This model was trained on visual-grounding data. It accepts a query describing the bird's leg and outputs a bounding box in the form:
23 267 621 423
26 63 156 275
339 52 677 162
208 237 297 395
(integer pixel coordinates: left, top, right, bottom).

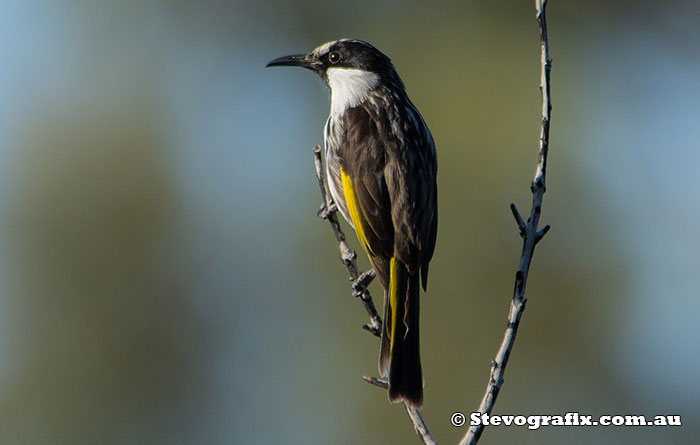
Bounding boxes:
317 199 337 220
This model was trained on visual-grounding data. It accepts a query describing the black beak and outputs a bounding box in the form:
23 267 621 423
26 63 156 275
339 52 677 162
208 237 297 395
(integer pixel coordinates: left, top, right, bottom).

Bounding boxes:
266 53 316 70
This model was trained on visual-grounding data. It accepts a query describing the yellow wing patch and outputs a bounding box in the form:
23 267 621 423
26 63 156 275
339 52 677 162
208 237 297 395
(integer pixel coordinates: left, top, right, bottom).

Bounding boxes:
342 170 400 356
340 168 369 253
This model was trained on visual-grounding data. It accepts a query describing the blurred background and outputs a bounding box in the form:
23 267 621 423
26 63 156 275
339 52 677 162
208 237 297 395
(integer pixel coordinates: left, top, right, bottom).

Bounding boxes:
0 0 698 443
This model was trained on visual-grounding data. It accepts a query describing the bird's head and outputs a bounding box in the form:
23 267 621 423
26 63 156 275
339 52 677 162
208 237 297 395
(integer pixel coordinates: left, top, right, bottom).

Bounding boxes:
266 39 403 107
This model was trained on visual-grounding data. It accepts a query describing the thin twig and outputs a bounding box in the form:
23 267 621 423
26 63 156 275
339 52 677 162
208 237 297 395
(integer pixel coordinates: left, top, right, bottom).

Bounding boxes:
362 375 388 389
359 376 437 444
461 1 552 444
314 146 436 444
407 406 438 445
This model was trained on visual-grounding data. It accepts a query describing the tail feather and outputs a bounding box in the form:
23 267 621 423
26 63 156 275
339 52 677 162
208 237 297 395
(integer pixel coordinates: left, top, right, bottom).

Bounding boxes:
379 258 423 408
379 289 392 378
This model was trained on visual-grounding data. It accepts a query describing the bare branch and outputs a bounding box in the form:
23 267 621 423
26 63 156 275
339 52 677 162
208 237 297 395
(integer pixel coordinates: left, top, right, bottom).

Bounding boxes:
461 1 553 444
406 406 438 445
362 375 389 389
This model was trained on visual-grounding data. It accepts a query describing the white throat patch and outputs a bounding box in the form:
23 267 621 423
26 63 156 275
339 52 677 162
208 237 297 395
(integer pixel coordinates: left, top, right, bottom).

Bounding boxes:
327 67 380 115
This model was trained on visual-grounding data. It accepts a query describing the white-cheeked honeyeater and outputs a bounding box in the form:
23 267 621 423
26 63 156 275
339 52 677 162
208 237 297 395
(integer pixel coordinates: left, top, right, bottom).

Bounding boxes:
267 39 437 408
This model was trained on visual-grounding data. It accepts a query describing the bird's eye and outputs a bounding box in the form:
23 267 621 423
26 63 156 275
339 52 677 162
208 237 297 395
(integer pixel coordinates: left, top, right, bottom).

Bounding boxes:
328 52 341 64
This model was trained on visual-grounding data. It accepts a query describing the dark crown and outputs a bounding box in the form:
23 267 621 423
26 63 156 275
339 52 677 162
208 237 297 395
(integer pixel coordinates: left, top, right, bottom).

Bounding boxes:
267 39 404 89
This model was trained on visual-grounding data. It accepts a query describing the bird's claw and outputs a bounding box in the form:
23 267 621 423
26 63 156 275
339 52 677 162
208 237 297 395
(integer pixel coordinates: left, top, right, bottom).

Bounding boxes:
317 202 337 219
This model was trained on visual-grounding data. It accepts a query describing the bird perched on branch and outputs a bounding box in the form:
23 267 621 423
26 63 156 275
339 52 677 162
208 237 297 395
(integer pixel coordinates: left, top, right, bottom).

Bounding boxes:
267 39 437 408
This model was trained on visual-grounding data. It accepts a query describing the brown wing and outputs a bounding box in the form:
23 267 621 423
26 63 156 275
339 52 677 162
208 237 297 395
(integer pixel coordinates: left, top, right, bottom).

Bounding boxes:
382 99 437 286
333 98 437 289
336 106 394 288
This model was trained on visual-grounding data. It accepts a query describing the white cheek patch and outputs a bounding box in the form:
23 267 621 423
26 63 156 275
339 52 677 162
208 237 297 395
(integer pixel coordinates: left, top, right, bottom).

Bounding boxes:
327 67 380 115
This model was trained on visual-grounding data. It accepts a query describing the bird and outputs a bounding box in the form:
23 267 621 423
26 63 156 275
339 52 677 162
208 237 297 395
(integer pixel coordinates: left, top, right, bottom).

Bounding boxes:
267 39 437 408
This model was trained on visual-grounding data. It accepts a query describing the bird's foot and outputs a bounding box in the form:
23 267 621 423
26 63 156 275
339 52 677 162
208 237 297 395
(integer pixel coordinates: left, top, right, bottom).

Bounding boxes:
317 202 337 219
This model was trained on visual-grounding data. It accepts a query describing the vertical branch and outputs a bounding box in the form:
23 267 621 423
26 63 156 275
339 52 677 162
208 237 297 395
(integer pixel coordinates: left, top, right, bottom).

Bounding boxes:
535 0 552 190
460 1 552 444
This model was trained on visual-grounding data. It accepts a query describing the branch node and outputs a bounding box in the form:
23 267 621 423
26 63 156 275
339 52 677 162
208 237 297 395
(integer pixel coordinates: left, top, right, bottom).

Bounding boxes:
362 323 382 337
530 176 546 193
353 269 376 290
340 245 357 265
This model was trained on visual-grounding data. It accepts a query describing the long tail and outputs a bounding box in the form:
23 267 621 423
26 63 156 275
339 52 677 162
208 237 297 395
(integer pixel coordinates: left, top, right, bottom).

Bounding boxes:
379 257 423 408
